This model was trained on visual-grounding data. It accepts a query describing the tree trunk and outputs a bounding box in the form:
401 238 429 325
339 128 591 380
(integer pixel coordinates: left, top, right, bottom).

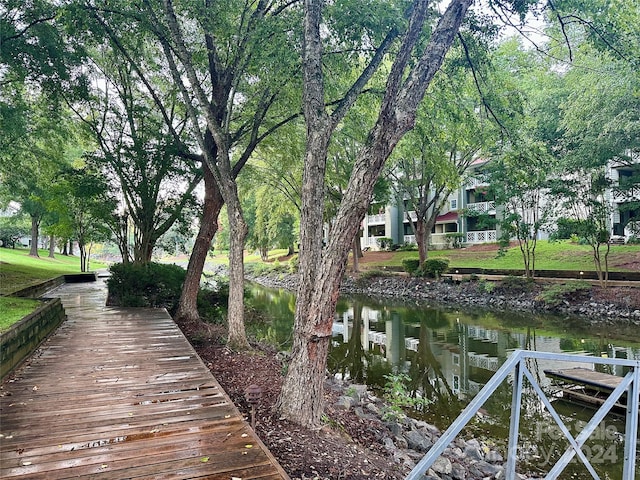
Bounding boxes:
278 0 472 427
69 239 74 256
62 240 68 256
225 189 249 350
175 166 223 323
48 234 56 258
79 241 87 272
29 216 39 257
416 218 427 265
352 238 359 272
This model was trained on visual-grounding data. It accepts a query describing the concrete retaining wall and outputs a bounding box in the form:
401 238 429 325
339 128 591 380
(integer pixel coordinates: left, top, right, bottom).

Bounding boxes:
0 298 66 380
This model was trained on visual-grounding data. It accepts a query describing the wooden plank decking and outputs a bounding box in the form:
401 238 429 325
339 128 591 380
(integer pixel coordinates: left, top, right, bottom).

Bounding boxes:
0 281 289 480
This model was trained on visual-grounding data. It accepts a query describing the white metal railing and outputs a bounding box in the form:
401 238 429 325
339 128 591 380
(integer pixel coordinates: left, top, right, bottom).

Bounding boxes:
361 236 384 248
366 213 386 224
466 230 497 243
406 350 639 480
466 201 496 213
468 353 500 372
403 234 451 246
465 177 490 189
403 235 416 244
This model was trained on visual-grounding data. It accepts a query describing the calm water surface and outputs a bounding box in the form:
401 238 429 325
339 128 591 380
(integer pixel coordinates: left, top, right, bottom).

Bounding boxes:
246 282 640 479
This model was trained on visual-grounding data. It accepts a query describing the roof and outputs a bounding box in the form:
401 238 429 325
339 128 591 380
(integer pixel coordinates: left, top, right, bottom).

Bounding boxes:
436 211 458 223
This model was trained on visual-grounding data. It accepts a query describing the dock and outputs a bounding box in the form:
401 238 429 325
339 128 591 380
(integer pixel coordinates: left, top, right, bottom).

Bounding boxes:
0 280 289 480
545 367 631 414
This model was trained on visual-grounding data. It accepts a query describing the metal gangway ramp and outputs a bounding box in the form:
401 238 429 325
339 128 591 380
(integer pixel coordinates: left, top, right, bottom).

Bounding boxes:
406 350 639 480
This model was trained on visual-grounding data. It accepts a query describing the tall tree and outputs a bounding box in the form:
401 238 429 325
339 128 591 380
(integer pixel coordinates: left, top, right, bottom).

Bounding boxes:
277 0 540 427
0 97 71 256
77 0 300 348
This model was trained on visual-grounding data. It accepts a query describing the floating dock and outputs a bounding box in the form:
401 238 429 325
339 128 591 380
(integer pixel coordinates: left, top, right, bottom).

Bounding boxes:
544 367 631 414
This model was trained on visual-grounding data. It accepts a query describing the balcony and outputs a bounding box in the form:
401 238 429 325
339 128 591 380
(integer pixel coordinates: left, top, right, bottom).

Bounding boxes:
466 201 495 214
466 230 497 244
465 177 489 190
365 213 386 224
403 233 450 246
361 236 385 248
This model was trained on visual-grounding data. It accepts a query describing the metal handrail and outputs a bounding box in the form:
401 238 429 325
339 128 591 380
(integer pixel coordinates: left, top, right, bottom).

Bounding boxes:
406 349 640 480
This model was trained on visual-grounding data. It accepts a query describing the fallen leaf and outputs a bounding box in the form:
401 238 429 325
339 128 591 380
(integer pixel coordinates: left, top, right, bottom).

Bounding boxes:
244 444 253 449
200 456 209 463
241 433 248 438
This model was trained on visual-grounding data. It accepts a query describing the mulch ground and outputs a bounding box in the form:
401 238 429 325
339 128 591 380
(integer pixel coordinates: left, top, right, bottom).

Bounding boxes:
175 318 406 480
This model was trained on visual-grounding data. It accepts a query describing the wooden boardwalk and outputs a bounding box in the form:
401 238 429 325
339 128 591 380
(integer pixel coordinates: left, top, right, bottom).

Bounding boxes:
0 281 289 480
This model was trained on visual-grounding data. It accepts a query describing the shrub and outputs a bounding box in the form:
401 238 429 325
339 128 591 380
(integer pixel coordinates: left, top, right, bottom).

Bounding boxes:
107 262 186 312
499 275 535 293
402 258 421 275
444 232 465 249
377 237 393 251
197 282 229 324
398 243 418 251
477 278 495 293
627 236 640 245
536 281 592 307
418 257 450 279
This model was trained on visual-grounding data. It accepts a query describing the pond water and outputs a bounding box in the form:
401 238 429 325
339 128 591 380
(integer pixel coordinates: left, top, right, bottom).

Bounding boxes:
245 283 640 479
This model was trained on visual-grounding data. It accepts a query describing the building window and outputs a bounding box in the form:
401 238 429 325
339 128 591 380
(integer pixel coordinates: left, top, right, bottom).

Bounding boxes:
450 199 458 210
452 353 460 366
453 374 460 392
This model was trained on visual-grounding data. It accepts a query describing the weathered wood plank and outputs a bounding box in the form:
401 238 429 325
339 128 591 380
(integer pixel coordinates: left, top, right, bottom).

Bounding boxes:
0 281 289 480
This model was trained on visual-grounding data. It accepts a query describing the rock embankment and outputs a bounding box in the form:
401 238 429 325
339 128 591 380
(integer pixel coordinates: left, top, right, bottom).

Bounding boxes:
248 272 640 325
328 379 538 480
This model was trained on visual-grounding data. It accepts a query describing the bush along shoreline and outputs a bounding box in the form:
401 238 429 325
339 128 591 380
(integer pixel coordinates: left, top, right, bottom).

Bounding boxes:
246 270 640 326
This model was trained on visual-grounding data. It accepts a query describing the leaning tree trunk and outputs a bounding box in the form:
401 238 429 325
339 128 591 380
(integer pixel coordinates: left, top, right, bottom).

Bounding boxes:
29 216 40 257
278 0 472 428
175 166 223 323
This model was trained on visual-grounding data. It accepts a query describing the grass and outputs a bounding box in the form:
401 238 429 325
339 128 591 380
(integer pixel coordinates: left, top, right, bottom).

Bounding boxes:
0 297 41 332
365 240 640 272
0 247 107 295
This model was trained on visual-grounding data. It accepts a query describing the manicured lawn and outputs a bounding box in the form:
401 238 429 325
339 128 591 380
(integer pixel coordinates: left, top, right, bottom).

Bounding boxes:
0 247 107 295
0 297 40 332
364 240 640 272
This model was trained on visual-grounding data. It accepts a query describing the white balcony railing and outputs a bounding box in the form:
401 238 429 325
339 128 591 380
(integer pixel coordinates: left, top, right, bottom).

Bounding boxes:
403 233 452 246
465 177 489 190
366 213 386 224
466 230 497 244
361 236 385 248
403 235 416 244
466 201 495 213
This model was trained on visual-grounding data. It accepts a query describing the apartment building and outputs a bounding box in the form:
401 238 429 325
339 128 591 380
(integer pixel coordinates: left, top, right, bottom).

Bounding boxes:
360 154 639 251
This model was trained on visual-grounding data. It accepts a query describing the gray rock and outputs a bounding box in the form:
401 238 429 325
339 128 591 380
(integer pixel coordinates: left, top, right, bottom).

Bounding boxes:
463 445 484 461
485 450 504 463
386 421 405 437
335 395 352 410
431 456 452 475
451 462 467 480
405 429 433 452
394 435 409 449
366 402 381 415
